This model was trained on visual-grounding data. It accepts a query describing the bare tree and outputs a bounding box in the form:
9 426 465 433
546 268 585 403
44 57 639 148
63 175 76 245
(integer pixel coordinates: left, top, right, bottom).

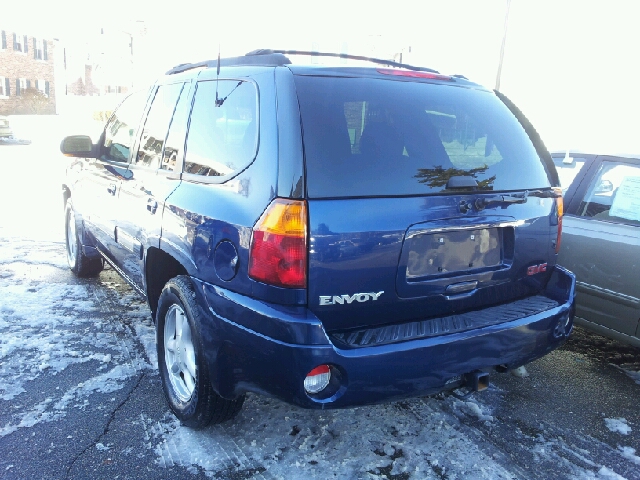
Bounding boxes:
21 88 50 114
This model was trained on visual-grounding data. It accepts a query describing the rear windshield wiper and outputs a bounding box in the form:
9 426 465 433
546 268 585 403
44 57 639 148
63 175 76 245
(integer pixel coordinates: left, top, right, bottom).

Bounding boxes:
525 189 562 198
475 189 560 210
475 191 528 209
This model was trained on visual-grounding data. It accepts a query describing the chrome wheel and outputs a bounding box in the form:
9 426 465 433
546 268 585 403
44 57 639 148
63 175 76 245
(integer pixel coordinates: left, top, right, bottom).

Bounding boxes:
163 304 197 402
66 206 77 268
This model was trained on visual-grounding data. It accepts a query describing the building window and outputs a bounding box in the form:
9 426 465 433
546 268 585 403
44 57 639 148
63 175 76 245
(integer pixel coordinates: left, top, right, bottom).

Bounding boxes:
36 79 47 96
1 31 7 50
34 38 43 60
0 77 7 97
14 33 27 53
16 78 27 96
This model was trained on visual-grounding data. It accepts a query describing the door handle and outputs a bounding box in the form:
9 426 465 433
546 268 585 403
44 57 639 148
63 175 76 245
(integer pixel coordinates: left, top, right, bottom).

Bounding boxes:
146 198 158 214
107 183 117 195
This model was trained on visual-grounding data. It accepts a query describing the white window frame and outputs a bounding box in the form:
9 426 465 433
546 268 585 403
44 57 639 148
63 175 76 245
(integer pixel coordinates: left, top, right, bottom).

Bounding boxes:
0 76 6 98
36 79 47 96
18 78 27 95
34 38 44 60
14 33 24 53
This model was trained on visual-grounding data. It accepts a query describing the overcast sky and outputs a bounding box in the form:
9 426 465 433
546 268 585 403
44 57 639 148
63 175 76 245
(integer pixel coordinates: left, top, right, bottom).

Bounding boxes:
5 0 640 152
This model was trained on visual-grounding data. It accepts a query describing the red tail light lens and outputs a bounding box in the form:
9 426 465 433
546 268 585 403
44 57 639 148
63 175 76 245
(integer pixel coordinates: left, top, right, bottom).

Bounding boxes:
554 188 563 254
248 199 307 288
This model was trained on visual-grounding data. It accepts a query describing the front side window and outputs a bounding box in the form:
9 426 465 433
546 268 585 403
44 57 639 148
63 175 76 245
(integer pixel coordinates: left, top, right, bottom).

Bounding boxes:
183 80 258 179
295 76 551 198
101 91 147 163
135 83 184 169
577 162 640 226
0 77 6 97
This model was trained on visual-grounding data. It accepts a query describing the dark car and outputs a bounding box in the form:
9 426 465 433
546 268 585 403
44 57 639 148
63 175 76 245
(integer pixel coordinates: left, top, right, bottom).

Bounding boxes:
60 50 575 428
553 151 640 347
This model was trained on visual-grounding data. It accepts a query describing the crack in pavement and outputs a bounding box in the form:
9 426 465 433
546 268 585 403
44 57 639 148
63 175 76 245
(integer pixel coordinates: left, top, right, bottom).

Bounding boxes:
64 371 146 479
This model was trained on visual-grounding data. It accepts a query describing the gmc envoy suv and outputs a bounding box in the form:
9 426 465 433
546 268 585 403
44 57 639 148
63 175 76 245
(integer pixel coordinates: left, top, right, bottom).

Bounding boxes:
60 50 576 427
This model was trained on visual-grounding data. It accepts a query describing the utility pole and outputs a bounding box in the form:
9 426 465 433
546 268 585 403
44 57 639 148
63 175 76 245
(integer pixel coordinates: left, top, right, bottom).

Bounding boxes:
495 0 512 92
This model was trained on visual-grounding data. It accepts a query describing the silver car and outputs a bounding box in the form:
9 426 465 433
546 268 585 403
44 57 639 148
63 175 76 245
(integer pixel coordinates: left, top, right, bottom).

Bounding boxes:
554 151 640 347
0 115 13 138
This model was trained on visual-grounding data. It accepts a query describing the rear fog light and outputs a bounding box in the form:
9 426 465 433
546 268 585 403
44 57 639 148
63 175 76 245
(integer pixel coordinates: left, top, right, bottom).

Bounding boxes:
304 365 331 394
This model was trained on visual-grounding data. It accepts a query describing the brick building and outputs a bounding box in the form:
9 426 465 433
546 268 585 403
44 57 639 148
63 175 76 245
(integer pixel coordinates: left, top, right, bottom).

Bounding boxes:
0 28 55 115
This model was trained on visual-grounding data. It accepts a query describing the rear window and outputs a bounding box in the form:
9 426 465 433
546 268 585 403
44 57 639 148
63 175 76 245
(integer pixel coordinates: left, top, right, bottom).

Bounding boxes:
294 76 551 198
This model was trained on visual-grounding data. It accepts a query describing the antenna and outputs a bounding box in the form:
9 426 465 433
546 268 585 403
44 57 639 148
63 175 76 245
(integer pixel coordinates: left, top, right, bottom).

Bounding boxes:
215 44 222 107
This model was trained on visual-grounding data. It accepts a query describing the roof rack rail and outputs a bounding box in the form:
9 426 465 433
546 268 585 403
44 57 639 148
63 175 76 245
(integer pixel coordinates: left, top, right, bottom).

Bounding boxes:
248 49 439 73
165 49 439 75
166 52 291 75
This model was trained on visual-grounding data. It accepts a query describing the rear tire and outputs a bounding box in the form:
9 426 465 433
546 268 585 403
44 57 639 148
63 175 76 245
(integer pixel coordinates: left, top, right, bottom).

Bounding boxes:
65 199 103 277
156 275 245 428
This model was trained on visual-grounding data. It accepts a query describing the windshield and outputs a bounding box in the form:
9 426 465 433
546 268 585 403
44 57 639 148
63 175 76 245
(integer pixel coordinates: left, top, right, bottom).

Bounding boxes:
294 76 552 198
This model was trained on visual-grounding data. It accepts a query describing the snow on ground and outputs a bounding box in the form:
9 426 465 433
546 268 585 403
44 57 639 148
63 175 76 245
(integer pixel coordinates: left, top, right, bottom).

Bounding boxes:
605 418 632 436
0 237 152 437
146 396 515 480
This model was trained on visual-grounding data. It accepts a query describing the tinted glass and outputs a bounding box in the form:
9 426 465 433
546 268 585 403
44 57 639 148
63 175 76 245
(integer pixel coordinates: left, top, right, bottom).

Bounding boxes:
184 80 257 178
135 82 184 169
578 162 640 226
161 83 192 171
294 76 551 198
102 91 147 163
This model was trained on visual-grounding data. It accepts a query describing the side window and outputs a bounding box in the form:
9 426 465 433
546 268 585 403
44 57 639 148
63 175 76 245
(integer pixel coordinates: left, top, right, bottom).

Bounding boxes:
134 83 184 169
161 83 192 172
552 155 587 193
578 162 640 226
102 91 147 163
184 80 258 179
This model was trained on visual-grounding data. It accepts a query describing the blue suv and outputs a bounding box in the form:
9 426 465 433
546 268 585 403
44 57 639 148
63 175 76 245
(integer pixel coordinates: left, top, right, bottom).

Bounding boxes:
60 50 576 427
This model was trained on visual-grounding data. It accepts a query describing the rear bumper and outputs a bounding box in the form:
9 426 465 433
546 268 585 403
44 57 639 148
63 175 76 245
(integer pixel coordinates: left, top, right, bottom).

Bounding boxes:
193 265 575 408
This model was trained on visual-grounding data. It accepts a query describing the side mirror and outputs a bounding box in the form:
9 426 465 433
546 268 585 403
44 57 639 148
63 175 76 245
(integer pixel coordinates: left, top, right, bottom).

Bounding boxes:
594 179 614 195
60 135 96 158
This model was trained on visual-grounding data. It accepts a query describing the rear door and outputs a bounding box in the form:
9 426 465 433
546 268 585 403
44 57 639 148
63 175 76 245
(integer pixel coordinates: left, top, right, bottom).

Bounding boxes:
113 81 189 289
559 157 640 336
294 73 560 333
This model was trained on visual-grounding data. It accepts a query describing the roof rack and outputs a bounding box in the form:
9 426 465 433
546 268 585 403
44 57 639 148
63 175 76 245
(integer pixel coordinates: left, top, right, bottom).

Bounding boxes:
166 49 439 75
166 52 291 75
252 49 439 73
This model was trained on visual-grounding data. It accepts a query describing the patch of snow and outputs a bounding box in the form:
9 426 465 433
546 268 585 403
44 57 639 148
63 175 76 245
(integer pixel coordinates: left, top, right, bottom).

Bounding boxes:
597 466 628 480
618 446 640 465
0 241 152 435
95 443 111 451
453 399 494 423
604 418 631 435
620 368 640 386
144 397 514 479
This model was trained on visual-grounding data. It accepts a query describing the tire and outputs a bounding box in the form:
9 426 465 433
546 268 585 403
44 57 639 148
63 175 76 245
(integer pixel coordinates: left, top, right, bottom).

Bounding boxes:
156 275 245 428
65 199 103 277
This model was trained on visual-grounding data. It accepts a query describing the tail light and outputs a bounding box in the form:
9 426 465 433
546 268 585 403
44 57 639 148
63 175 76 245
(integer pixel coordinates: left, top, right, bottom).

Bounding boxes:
248 199 307 288
554 187 563 254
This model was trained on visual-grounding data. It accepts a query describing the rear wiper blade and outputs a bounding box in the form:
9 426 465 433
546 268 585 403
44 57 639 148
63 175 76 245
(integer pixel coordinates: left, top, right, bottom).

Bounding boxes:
475 191 528 210
525 189 562 198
